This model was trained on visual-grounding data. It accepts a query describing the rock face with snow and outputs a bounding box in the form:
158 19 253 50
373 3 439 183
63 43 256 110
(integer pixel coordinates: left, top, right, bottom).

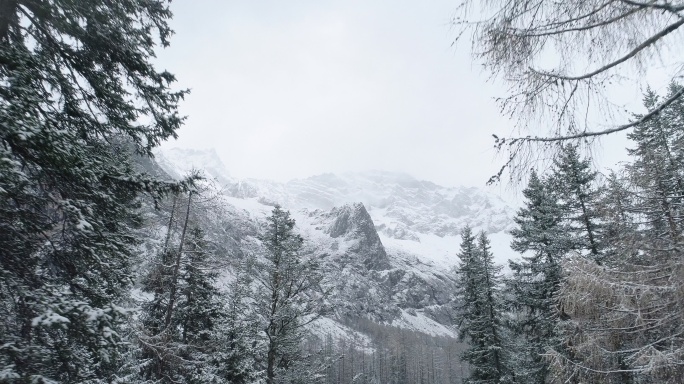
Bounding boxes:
298 203 459 332
323 203 390 270
154 147 518 337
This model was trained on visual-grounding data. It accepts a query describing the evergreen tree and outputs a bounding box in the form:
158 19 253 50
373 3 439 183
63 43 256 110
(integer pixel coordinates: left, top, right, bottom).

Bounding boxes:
455 226 513 384
598 171 639 265
547 86 684 383
626 86 684 244
0 1 186 382
507 171 567 384
176 227 225 383
212 260 259 384
255 206 326 384
550 145 604 261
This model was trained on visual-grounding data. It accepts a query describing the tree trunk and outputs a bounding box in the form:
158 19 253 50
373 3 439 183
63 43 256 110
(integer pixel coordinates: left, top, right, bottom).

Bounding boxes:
165 191 192 329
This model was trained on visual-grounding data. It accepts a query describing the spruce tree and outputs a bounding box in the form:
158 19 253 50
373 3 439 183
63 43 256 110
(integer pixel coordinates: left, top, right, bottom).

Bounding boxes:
507 171 567 384
0 1 186 382
550 145 604 261
176 227 225 383
599 171 639 265
255 206 326 384
455 226 513 384
212 265 259 384
626 86 684 244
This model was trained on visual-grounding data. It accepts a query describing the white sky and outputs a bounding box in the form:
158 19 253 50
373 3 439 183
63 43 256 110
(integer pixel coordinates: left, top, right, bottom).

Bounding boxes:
155 1 645 189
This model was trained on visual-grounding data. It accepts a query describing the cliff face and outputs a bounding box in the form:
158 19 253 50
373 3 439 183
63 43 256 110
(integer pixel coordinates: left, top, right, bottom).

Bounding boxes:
325 203 390 270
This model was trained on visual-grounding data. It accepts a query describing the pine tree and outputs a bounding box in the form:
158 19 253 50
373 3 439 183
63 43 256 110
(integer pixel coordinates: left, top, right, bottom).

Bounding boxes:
0 1 186 382
455 226 513 384
507 171 567 384
255 206 326 384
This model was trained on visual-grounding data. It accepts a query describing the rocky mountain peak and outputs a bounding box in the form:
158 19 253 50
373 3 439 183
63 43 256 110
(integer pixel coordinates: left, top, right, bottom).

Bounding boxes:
328 203 372 238
324 203 390 271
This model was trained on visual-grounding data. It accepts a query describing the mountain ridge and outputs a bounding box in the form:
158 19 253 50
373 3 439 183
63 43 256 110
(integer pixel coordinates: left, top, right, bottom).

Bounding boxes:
152 147 519 338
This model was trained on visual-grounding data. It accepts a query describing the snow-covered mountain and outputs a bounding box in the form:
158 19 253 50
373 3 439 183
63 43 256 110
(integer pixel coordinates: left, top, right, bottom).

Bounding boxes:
153 147 518 338
155 147 234 186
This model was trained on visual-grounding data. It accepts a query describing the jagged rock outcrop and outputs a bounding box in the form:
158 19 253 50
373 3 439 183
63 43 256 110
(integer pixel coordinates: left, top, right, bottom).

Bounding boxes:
325 203 390 270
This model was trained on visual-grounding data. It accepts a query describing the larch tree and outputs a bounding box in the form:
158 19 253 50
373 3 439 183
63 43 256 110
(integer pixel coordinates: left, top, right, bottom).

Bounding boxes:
0 1 187 382
138 190 195 383
456 0 684 181
136 180 238 384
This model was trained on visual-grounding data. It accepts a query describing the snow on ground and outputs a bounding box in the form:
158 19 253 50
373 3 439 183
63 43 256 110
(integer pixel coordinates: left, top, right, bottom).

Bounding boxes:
381 232 457 269
391 309 457 338
221 195 272 217
308 317 375 352
380 230 517 271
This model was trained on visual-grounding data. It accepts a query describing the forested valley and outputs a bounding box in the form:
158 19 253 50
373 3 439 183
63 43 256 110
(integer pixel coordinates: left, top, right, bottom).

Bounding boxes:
3 0 684 383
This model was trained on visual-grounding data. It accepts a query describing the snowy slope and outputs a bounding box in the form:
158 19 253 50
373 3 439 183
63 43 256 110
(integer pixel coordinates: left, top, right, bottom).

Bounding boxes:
154 147 520 338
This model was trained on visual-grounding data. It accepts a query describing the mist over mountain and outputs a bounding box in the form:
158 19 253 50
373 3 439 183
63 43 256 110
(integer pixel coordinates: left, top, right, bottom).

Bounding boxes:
153 147 518 340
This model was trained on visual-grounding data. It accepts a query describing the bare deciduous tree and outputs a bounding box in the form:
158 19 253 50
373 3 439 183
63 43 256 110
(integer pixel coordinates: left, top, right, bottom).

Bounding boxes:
456 0 684 182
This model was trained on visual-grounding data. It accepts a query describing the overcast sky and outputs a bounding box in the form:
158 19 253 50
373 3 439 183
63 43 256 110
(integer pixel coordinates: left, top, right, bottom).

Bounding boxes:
155 1 641 189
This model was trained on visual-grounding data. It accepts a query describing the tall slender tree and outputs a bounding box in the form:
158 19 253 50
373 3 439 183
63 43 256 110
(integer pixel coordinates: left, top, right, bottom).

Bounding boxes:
550 145 604 261
507 171 568 384
455 226 513 384
212 263 259 384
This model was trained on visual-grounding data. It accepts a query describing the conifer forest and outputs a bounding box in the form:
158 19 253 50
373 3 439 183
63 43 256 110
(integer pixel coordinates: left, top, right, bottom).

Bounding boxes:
2 1 684 383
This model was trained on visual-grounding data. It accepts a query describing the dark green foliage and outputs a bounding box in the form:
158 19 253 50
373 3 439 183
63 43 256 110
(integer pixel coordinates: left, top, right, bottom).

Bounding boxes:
256 206 326 384
507 171 567 383
455 227 513 384
599 171 639 265
177 228 223 346
626 85 684 244
211 267 259 384
0 1 186 381
550 145 604 261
